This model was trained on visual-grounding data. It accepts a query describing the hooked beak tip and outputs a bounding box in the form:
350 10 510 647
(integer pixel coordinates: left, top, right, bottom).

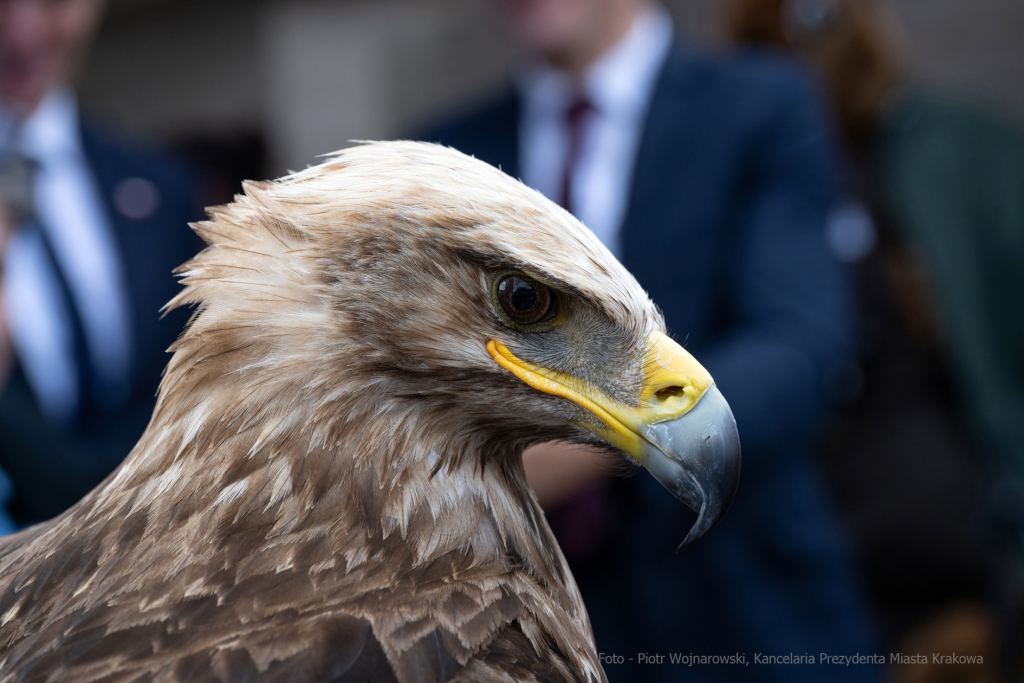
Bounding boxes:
642 385 741 550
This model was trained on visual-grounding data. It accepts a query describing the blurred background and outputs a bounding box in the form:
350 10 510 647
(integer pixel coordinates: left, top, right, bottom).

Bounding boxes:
78 0 1023 176
2 0 1022 681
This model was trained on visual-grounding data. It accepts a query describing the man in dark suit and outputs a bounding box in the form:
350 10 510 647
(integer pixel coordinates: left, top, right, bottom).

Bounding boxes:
421 1 879 680
0 0 202 526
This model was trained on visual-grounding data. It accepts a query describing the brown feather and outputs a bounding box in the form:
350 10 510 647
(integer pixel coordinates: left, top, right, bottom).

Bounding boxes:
0 142 665 682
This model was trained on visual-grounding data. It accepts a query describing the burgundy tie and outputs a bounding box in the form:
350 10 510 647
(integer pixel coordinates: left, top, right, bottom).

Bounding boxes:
559 93 594 215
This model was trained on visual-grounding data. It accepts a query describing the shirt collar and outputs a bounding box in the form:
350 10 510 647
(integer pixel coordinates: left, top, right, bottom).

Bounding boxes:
12 86 82 162
517 3 674 119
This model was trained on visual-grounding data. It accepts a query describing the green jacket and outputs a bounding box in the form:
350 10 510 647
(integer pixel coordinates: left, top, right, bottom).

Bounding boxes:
879 86 1024 482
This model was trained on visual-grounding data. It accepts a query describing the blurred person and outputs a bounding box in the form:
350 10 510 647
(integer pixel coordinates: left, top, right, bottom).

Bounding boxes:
0 0 202 527
726 0 1023 678
420 0 880 681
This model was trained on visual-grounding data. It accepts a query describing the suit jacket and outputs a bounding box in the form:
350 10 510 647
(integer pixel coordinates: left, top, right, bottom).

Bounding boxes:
422 45 879 683
0 120 204 525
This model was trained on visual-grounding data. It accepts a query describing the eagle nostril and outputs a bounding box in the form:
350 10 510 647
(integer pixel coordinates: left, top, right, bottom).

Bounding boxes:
655 385 686 400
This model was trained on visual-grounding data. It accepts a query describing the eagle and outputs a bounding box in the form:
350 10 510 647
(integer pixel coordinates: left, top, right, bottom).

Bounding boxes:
0 142 740 682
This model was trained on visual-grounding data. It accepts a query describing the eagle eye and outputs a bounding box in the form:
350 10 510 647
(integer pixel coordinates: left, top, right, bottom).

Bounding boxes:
494 273 557 328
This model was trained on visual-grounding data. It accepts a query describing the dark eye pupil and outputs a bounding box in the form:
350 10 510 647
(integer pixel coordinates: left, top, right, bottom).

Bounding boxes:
509 282 536 311
496 274 555 326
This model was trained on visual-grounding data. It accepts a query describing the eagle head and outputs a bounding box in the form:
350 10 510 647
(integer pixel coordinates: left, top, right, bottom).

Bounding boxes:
0 141 739 682
167 140 739 550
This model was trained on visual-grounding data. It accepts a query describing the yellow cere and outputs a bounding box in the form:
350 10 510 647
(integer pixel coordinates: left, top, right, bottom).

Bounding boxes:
638 330 714 420
486 332 714 460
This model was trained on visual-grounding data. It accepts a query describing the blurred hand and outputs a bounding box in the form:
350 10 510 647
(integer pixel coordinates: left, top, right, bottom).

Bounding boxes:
522 441 616 509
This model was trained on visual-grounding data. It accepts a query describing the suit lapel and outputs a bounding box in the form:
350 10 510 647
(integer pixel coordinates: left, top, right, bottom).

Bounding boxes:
620 47 707 274
77 125 140 387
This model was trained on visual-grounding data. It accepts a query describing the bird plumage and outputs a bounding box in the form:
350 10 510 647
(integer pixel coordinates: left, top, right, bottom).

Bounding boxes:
0 141 741 683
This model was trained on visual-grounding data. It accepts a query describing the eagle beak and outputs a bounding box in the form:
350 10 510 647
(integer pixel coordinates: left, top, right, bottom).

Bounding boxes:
638 384 741 549
487 331 741 550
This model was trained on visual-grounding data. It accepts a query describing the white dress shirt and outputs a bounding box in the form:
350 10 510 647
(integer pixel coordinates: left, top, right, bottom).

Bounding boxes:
2 88 133 423
517 4 673 257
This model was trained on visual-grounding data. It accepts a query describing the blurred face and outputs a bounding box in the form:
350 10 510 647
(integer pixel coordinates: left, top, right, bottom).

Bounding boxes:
497 0 647 72
0 0 105 114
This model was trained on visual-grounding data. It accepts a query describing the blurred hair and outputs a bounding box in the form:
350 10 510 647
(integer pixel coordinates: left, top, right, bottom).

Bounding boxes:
725 0 907 146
